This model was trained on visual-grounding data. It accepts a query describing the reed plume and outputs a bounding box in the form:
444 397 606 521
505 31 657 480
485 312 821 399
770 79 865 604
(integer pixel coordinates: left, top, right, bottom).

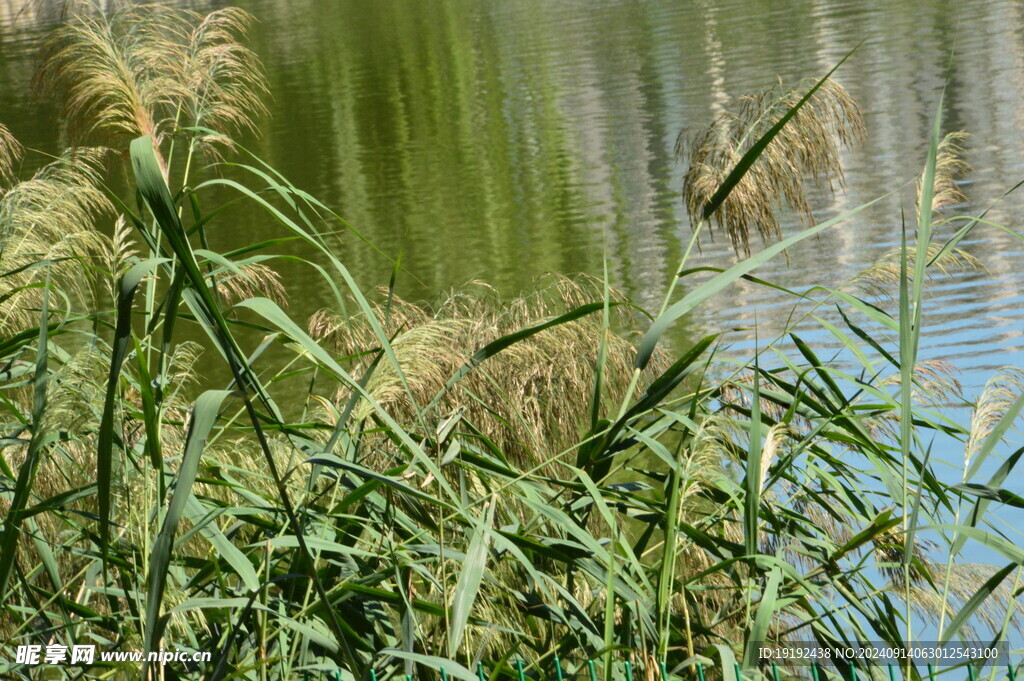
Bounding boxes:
679 78 864 255
919 131 970 216
846 131 977 302
309 274 656 467
0 124 22 183
0 146 111 334
965 368 1024 471
36 4 267 166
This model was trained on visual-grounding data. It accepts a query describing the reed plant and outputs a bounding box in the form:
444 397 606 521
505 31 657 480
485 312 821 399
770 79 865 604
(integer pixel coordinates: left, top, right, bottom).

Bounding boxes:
0 6 1022 681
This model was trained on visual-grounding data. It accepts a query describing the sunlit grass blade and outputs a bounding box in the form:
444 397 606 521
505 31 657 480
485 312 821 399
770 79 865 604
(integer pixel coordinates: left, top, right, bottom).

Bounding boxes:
142 389 233 677
743 567 781 670
635 193 886 370
96 257 168 554
448 501 494 657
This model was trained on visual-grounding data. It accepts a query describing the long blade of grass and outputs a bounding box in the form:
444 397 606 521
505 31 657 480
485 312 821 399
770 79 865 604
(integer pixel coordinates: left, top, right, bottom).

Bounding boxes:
182 495 260 592
433 301 613 411
142 389 233 676
447 501 493 657
590 257 611 429
950 483 1024 508
636 193 886 370
929 525 1024 565
380 649 477 681
938 562 1016 644
744 350 763 558
96 258 169 554
743 567 781 669
952 446 1024 556
928 179 1024 266
899 90 943 655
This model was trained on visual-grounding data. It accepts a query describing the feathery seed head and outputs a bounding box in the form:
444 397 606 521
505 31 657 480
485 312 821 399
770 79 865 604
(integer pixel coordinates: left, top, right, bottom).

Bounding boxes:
918 131 970 218
0 147 112 333
966 367 1024 470
849 242 986 301
36 4 267 162
680 78 864 256
310 274 661 467
0 124 23 184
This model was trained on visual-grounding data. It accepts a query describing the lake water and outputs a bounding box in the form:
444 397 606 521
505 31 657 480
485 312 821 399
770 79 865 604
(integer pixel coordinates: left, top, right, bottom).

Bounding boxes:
2 0 1022 397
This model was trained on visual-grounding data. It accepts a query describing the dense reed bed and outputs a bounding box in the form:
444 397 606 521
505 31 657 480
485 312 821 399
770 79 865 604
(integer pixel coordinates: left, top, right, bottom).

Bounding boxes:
0 6 1022 681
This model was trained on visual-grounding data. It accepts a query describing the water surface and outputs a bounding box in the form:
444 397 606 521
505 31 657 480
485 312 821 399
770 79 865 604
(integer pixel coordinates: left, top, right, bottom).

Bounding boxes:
1 0 1022 395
